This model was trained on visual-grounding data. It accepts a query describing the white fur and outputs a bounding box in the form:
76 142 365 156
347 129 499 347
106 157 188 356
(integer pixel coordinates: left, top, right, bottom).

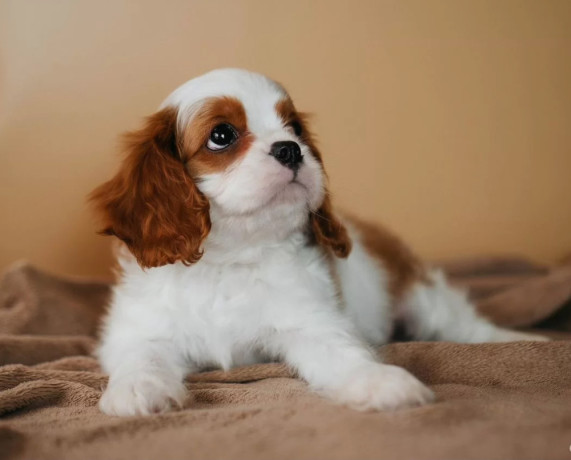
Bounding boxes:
98 69 546 417
400 270 549 343
335 222 394 346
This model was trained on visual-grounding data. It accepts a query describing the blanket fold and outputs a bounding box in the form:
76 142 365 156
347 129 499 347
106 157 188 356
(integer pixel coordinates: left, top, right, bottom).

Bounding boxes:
1 257 570 460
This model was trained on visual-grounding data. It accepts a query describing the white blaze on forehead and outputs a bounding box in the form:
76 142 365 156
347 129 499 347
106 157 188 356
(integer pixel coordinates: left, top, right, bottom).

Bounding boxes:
160 68 288 135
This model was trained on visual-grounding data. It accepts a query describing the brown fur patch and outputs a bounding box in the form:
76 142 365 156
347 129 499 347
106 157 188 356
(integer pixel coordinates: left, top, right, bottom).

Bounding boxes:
183 97 252 176
89 107 211 268
274 99 297 130
346 215 428 299
276 98 351 258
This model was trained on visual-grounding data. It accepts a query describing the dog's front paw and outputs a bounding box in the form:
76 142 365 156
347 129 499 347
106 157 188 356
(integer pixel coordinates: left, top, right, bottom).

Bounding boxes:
323 364 434 411
100 372 187 416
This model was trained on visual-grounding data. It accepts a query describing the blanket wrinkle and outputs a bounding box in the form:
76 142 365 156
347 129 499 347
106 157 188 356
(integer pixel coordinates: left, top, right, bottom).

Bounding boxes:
476 263 571 328
0 257 571 460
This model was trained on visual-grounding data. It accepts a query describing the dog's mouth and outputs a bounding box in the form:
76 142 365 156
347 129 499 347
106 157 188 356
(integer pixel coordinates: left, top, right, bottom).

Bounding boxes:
260 178 309 210
290 176 306 189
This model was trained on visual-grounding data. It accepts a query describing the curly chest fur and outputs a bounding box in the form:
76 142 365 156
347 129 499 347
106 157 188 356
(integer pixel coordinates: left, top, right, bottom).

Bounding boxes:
107 241 340 371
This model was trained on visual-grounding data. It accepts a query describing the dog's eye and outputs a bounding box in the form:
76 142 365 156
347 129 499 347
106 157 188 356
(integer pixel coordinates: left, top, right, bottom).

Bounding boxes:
206 123 238 151
288 120 303 137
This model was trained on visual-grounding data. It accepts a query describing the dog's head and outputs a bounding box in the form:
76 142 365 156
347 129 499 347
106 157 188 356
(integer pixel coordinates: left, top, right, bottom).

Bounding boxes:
90 69 351 268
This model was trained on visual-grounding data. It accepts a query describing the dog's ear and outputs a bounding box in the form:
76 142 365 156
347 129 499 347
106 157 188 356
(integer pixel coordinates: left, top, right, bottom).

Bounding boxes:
297 113 352 258
90 107 211 268
310 192 352 258
310 196 351 258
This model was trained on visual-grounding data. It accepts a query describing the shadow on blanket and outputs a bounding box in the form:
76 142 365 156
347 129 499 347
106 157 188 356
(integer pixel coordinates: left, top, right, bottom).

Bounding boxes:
1 257 570 460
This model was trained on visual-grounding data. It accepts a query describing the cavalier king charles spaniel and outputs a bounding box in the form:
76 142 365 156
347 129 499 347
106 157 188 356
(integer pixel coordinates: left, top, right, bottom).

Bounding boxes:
91 68 546 416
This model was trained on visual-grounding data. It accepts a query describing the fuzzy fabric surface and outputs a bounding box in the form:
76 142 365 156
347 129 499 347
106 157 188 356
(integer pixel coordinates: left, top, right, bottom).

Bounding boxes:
1 257 571 460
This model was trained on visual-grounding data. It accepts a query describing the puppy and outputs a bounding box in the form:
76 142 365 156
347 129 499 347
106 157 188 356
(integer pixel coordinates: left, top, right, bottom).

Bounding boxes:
91 68 546 416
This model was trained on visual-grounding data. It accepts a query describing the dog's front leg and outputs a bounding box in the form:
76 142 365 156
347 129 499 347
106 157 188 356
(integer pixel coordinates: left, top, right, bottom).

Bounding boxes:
264 315 434 411
98 338 189 416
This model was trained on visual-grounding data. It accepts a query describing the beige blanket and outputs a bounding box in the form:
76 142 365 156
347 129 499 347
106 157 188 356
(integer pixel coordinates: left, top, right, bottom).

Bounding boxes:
1 257 571 460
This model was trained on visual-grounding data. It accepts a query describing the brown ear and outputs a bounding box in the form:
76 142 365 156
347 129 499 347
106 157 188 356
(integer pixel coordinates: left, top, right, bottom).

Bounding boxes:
89 107 210 268
310 193 352 258
297 113 351 258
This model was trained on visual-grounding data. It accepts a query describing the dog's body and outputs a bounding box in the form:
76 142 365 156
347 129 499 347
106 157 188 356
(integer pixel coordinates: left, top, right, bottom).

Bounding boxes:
93 69 545 416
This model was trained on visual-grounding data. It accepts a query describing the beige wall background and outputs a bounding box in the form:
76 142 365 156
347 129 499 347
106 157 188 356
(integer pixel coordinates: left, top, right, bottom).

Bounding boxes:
1 0 570 278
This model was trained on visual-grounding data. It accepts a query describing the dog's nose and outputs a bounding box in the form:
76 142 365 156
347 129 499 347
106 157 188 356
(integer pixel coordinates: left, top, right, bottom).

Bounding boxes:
269 141 303 170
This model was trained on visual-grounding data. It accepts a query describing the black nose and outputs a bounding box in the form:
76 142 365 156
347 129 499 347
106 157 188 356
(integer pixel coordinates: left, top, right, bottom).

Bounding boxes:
269 141 303 170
